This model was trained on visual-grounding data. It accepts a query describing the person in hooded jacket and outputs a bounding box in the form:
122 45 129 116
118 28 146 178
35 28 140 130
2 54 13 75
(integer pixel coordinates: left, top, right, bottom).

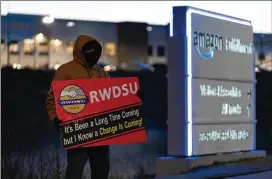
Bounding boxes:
46 35 111 179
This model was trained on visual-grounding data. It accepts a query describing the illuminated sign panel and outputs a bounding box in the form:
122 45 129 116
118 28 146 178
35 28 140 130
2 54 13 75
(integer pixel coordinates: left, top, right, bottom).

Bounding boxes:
168 6 255 157
192 123 255 155
192 79 254 123
191 13 254 81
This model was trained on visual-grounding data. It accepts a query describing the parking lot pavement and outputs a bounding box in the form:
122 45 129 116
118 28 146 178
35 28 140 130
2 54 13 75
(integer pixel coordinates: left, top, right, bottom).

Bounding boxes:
226 170 272 179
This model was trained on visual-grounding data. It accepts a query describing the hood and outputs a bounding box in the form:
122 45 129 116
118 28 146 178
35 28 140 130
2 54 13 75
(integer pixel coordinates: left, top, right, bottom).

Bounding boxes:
73 35 102 66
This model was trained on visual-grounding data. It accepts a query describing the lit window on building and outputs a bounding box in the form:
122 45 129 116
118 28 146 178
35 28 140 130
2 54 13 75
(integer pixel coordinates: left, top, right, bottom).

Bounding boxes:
35 33 47 43
51 39 63 53
1 39 5 51
255 67 260 72
105 42 116 57
157 45 165 57
257 52 272 71
8 40 20 55
147 45 153 56
38 42 49 56
66 41 74 54
23 39 35 55
264 52 272 71
266 51 272 60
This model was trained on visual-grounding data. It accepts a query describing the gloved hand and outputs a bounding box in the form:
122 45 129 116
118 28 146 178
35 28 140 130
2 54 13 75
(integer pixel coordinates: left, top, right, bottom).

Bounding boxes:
53 116 62 132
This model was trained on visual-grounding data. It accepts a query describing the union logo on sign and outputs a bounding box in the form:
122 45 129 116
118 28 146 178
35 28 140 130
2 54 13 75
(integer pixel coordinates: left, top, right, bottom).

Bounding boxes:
58 85 89 114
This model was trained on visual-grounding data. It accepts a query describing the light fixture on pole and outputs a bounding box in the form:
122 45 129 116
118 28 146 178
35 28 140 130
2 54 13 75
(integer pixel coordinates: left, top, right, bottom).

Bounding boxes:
66 21 75 27
42 16 54 25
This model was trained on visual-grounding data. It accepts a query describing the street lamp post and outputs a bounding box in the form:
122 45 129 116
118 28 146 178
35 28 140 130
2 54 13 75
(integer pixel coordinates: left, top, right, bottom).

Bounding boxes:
42 15 54 69
34 33 45 68
6 13 11 66
6 2 11 66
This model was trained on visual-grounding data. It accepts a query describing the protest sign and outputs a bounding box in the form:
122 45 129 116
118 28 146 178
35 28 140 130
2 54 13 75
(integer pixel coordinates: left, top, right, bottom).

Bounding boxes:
52 77 146 149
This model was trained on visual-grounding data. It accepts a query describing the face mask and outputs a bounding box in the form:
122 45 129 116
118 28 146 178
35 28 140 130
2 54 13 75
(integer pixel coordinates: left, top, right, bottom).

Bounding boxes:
82 40 102 67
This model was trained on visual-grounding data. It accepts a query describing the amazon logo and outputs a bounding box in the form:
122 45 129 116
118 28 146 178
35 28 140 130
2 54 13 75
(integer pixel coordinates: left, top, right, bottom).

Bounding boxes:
193 31 224 60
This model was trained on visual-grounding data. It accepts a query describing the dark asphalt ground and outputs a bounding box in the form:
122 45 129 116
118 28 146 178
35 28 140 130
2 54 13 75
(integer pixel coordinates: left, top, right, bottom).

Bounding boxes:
155 156 272 179
226 170 272 179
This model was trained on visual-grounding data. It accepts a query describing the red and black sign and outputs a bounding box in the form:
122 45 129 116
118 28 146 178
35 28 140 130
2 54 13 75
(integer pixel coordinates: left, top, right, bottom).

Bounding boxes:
52 77 146 149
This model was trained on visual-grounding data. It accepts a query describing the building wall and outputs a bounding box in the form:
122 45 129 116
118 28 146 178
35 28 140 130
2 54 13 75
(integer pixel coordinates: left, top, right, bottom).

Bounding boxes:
147 25 169 64
2 13 269 70
1 14 40 67
1 14 119 68
1 14 38 41
254 33 272 71
49 19 118 66
254 33 272 54
1 13 172 69
117 22 148 65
